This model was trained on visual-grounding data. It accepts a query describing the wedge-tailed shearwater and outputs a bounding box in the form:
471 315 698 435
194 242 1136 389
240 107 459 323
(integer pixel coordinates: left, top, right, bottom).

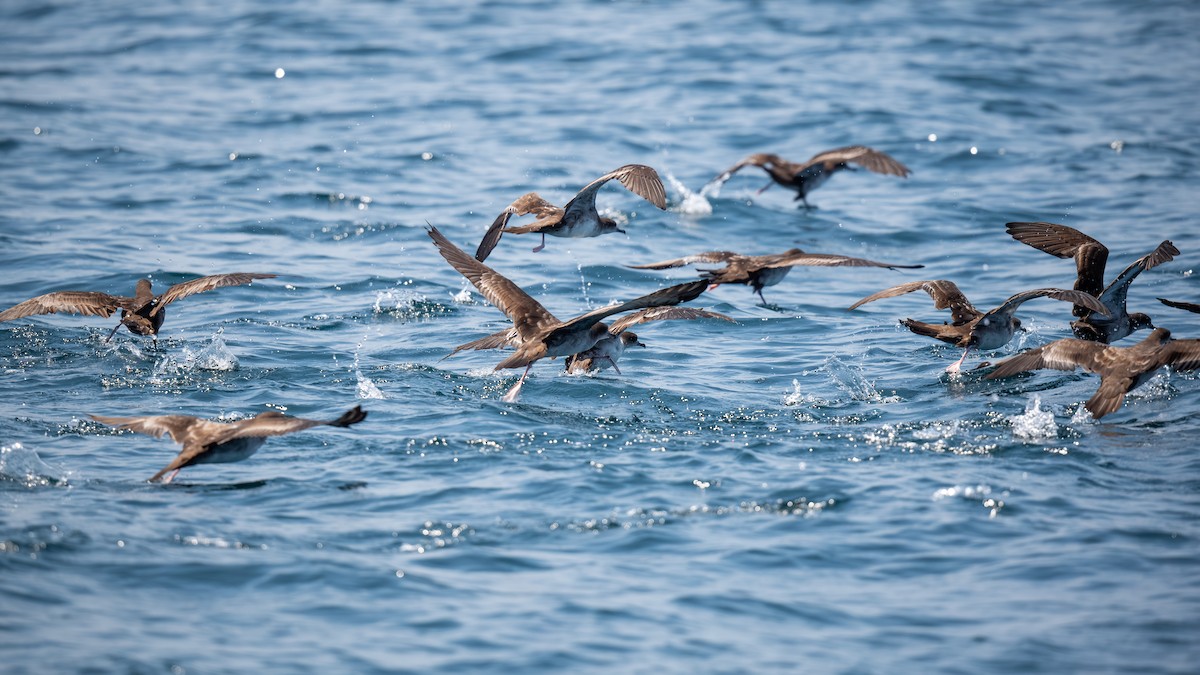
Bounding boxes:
707 146 910 209
1006 221 1177 343
985 328 1200 419
475 164 667 262
0 273 276 341
444 306 734 374
430 226 708 401
848 280 1111 372
628 249 923 304
91 405 367 483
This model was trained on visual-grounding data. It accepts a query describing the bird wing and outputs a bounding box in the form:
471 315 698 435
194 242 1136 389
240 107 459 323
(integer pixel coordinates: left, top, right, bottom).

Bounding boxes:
848 280 981 324
989 288 1111 321
549 281 709 343
607 306 735 334
986 338 1109 379
148 443 212 482
1098 240 1178 310
1161 339 1200 372
801 146 911 177
626 251 740 270
763 251 923 270
428 226 559 342
1085 378 1136 419
474 193 563 262
151 273 276 316
211 406 367 444
89 413 204 444
1157 297 1200 314
562 164 667 220
0 291 133 322
443 327 522 359
1005 222 1108 303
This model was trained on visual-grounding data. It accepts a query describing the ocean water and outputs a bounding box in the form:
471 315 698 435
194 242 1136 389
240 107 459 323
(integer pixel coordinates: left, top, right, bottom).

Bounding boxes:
2 0 1199 672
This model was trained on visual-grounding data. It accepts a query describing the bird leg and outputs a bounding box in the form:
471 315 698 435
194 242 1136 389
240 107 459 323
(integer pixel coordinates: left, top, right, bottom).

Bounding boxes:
105 322 122 343
945 346 972 374
162 469 181 484
531 233 546 253
501 364 533 403
606 357 622 375
756 181 773 194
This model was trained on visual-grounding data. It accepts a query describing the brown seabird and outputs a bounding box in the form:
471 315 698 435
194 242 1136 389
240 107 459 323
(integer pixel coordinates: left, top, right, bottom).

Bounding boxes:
429 226 708 401
91 405 367 483
707 146 910 209
848 280 1111 372
1006 221 1177 343
0 273 276 341
444 306 734 375
628 248 923 304
985 328 1200 419
475 164 667 262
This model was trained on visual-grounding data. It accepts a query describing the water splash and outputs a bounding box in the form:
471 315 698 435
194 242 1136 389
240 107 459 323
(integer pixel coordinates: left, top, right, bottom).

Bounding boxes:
0 443 68 488
183 329 239 371
664 171 714 216
1010 394 1058 440
147 330 238 384
820 356 901 404
783 379 829 407
351 334 386 400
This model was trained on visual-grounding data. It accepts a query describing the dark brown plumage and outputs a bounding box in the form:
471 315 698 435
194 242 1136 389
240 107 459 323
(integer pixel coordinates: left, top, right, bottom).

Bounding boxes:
430 226 708 401
849 280 1111 371
629 248 923 304
444 306 733 374
1157 298 1200 314
91 405 367 483
1006 221 1177 343
708 146 910 209
475 164 667 262
0 273 276 340
986 328 1200 419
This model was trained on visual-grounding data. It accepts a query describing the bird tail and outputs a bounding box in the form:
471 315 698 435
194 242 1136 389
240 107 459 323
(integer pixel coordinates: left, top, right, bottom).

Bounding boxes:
329 406 368 428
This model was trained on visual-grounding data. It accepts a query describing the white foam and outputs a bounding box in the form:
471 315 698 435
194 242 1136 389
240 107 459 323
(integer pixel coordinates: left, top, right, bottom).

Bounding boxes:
664 172 713 216
356 369 386 399
1010 394 1057 440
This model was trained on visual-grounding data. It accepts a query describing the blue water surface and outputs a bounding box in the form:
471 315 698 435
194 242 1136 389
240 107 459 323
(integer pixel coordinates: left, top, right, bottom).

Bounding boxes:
2 1 1199 672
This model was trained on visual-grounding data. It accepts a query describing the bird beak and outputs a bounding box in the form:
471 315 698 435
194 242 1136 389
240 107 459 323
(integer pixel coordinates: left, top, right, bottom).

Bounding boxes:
636 340 647 348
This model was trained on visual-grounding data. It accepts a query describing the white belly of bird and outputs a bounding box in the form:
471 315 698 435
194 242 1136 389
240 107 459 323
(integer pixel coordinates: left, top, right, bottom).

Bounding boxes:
554 212 603 238
756 267 791 287
573 336 624 372
194 437 269 466
971 318 1017 350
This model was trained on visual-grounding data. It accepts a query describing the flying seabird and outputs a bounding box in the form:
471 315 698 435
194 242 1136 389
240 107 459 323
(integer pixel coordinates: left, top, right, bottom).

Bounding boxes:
91 405 367 483
475 164 667 262
444 306 735 374
706 146 910 209
0 273 276 341
1006 221 1177 343
985 328 1200 419
628 248 923 304
849 280 1111 372
429 226 708 401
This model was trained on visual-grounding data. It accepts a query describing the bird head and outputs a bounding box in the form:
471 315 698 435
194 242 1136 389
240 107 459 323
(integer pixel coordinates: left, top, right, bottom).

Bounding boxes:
620 332 646 349
1129 312 1155 332
599 217 625 235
